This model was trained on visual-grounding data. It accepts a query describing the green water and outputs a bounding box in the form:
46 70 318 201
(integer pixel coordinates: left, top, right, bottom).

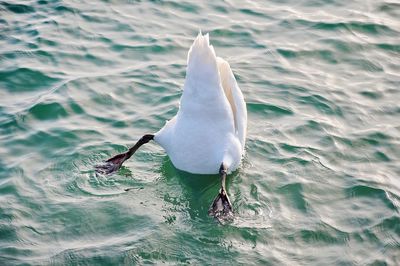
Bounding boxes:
1 0 399 265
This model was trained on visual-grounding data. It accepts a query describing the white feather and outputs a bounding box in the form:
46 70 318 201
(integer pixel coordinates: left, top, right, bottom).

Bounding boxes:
154 33 247 174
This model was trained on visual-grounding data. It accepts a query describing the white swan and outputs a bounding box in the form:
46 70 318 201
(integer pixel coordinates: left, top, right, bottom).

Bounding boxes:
96 32 247 220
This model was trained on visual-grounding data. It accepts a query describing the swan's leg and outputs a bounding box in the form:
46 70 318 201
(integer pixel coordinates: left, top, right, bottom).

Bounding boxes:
95 134 154 175
208 163 233 221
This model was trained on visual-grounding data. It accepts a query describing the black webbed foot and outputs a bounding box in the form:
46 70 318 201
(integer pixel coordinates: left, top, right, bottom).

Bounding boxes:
95 134 154 175
209 188 233 223
95 153 127 174
208 163 234 223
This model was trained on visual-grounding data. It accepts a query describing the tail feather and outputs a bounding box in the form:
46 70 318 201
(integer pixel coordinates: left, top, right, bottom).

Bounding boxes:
187 32 217 68
183 32 222 98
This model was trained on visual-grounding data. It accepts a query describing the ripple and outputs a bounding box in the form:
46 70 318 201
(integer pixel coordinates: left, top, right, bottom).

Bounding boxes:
0 2 35 14
296 227 348 245
309 20 398 35
278 182 309 212
345 185 397 211
297 94 343 116
378 2 400 18
375 43 400 54
28 101 68 121
277 48 337 64
53 3 76 14
248 102 294 117
110 43 177 54
360 90 383 99
356 131 393 147
0 68 59 92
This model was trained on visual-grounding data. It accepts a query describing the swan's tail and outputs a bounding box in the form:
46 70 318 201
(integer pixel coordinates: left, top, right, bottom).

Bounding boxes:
186 31 217 67
184 32 221 94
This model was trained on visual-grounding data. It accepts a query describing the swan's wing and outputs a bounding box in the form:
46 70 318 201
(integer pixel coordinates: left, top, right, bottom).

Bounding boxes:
217 57 247 150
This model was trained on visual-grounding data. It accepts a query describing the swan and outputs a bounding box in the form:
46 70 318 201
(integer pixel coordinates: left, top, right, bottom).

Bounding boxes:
96 32 247 221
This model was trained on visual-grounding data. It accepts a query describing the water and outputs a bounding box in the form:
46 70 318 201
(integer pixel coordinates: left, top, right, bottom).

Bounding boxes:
1 0 399 264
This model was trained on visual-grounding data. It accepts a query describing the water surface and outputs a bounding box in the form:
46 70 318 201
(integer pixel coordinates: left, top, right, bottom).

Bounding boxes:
1 0 399 265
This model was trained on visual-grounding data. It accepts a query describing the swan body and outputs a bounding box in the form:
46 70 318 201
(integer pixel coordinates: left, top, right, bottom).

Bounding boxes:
154 33 247 174
97 32 247 221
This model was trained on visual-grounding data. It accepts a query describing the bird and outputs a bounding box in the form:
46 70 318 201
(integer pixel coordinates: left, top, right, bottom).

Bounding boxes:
96 32 247 221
